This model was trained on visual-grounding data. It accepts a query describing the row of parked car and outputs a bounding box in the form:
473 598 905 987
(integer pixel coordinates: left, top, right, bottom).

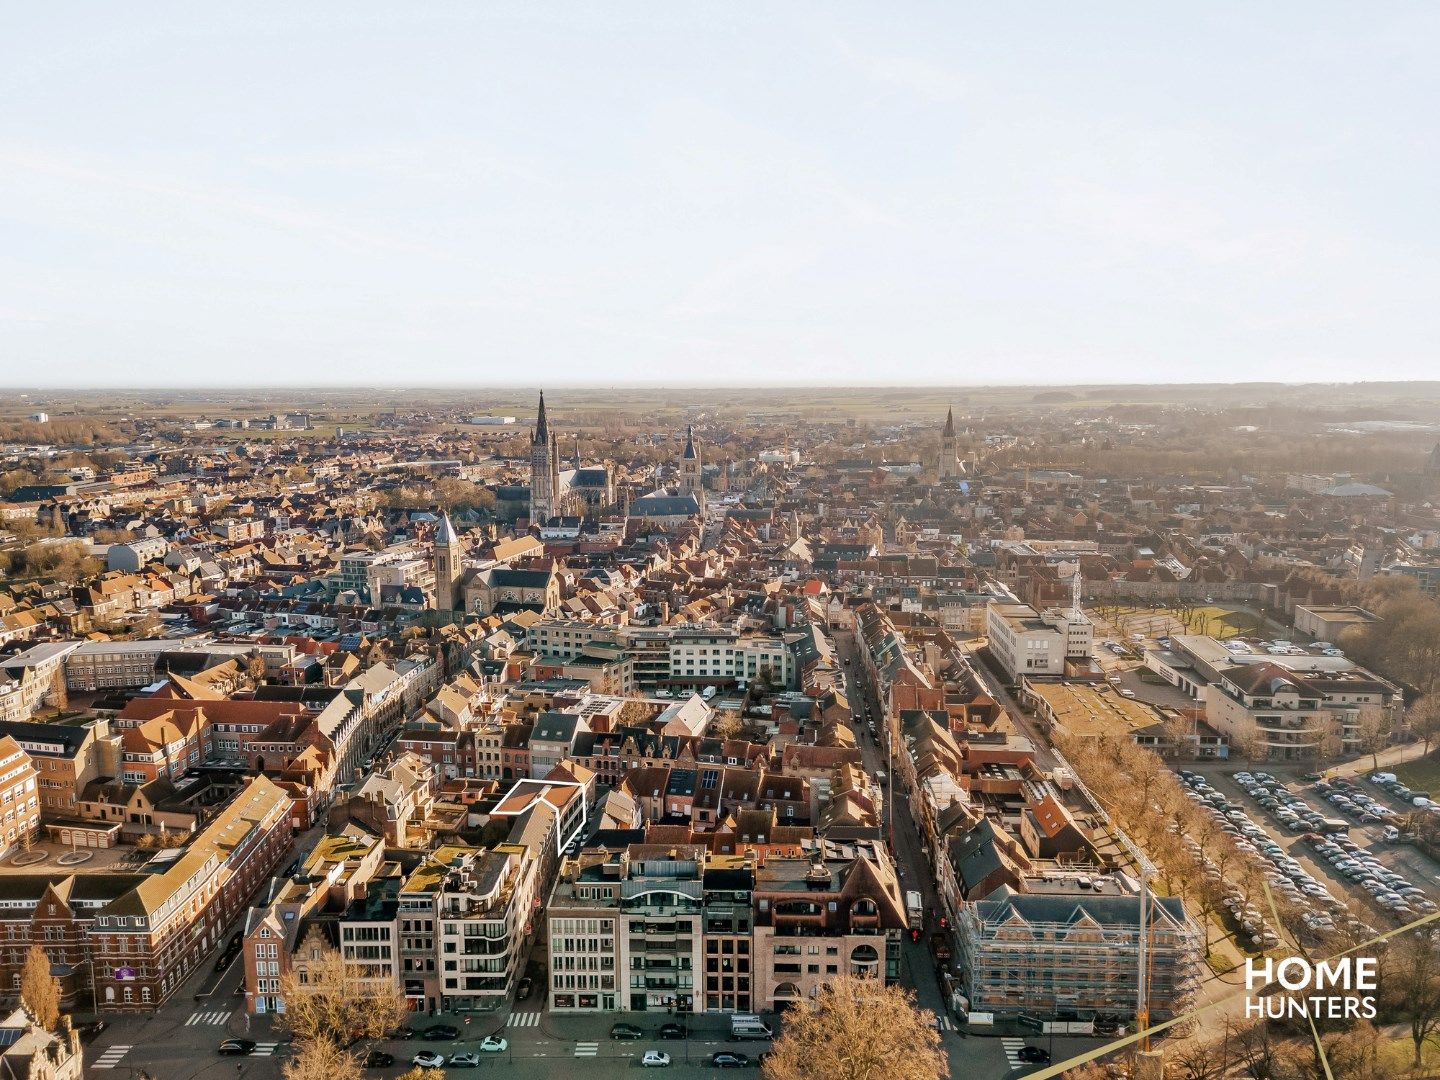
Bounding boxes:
1177 771 1291 949
1368 771 1436 811
1316 775 1404 824
1301 830 1435 919
1231 771 1345 835
1236 770 1438 923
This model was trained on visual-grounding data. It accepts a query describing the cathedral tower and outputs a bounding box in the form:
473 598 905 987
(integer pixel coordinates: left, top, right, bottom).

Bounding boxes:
937 406 963 480
530 392 560 522
678 424 703 506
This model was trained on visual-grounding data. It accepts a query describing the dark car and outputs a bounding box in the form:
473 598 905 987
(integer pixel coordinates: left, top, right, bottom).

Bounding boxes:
658 1023 689 1040
610 1023 645 1040
218 1039 257 1056
387 1026 417 1040
422 1025 462 1041
1017 1046 1051 1064
711 1051 750 1068
363 1050 395 1068
77 1020 108 1043
516 977 533 1001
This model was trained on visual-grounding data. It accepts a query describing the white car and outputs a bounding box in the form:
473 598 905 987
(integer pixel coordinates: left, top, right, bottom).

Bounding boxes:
642 1050 673 1068
412 1051 446 1068
479 1036 508 1053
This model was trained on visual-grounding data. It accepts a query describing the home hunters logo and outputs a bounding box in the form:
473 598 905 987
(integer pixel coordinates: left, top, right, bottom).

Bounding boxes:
1244 956 1377 1020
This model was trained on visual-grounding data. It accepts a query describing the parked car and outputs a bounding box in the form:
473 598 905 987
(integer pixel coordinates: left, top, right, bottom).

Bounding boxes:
218 1040 257 1057
611 1023 645 1040
658 1023 689 1040
516 976 533 1000
448 1052 481 1068
422 1025 461 1041
1018 1046 1052 1064
479 1036 507 1053
411 1051 446 1068
642 1051 673 1068
387 1027 417 1040
712 1052 751 1068
363 1051 395 1068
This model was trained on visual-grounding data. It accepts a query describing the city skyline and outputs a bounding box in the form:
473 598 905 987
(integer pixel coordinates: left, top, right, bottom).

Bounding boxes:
4 4 1440 387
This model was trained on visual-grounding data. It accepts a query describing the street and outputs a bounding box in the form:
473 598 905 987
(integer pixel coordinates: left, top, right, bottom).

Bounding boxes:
77 636 1086 1080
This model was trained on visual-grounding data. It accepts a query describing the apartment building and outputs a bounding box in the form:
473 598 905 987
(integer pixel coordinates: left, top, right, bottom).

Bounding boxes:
0 719 117 815
526 620 800 691
548 846 720 1014
750 840 905 1010
700 859 754 1013
0 641 80 723
0 776 295 1012
434 845 538 1011
0 737 40 857
957 872 1201 1021
1148 636 1400 761
985 602 1093 682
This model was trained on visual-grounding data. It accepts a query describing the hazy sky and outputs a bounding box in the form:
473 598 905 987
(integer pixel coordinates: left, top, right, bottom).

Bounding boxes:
2 3 1438 387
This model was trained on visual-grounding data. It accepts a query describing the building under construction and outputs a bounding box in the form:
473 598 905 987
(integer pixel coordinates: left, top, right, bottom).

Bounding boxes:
955 870 1202 1021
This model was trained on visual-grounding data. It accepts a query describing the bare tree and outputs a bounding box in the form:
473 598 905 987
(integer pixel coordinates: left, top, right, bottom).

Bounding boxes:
1410 695 1440 756
1384 932 1440 1068
760 975 946 1080
19 944 58 1031
278 945 409 1045
1354 708 1396 771
281 1036 362 1080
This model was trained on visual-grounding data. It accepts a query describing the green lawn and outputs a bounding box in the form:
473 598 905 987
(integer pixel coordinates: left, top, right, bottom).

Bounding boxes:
1106 604 1264 640
1394 752 1440 795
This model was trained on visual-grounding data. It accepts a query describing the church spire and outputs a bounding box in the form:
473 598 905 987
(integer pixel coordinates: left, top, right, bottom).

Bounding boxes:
943 406 955 438
682 424 697 460
533 391 550 445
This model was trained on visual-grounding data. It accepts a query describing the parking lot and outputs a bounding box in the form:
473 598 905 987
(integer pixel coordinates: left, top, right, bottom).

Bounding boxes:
1181 765 1440 951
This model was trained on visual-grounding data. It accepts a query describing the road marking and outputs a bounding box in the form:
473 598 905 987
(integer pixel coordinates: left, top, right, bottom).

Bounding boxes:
92 1045 132 1069
252 1043 279 1056
185 1009 233 1025
507 1011 541 1027
575 1041 599 1057
1001 1036 1026 1067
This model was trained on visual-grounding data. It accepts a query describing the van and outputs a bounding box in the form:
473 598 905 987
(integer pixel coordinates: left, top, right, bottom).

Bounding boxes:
729 1015 772 1041
1382 825 1401 842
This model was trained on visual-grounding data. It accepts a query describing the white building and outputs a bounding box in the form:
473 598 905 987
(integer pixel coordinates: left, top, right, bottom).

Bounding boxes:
985 602 1093 681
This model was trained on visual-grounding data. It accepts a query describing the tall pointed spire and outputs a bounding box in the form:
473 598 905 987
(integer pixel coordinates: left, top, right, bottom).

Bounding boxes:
943 406 955 438
682 424 697 460
436 511 458 546
533 391 549 445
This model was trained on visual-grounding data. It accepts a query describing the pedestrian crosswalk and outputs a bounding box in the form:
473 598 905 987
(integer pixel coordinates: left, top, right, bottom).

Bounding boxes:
575 1041 599 1057
185 1009 232 1026
507 1011 541 1027
1001 1037 1027 1068
252 1043 279 1057
938 1014 956 1031
92 1045 132 1070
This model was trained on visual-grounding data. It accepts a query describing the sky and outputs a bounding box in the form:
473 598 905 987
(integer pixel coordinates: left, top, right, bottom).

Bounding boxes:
1 3 1438 388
